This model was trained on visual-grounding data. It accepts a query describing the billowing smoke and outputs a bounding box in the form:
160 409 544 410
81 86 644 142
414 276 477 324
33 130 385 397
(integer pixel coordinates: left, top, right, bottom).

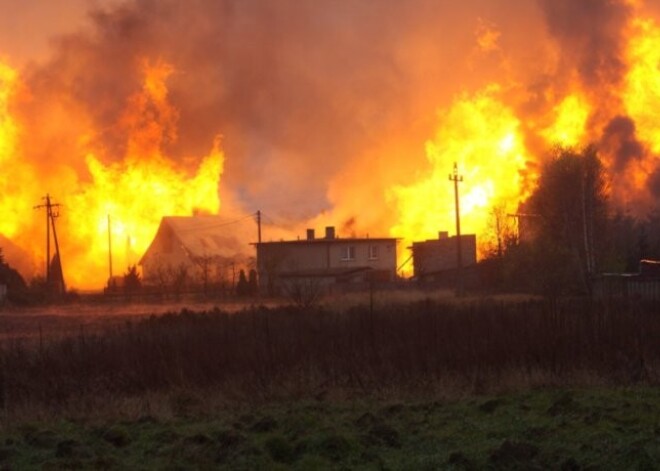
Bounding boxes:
16 0 551 219
20 0 423 216
647 166 660 199
537 0 631 92
534 0 659 212
600 116 645 172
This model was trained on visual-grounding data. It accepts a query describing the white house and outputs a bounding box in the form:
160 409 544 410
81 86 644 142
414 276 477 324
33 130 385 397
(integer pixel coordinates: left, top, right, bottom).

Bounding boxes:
255 226 399 295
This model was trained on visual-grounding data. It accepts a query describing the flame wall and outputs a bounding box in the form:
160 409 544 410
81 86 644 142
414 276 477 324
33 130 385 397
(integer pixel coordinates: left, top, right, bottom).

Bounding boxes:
1 0 660 287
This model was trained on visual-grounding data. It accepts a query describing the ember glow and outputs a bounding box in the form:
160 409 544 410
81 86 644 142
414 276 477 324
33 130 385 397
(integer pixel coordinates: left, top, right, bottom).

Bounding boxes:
1 0 660 288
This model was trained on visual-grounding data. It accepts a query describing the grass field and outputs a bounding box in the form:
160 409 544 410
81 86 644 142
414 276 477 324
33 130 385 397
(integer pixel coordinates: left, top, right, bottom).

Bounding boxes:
0 387 659 469
0 293 658 468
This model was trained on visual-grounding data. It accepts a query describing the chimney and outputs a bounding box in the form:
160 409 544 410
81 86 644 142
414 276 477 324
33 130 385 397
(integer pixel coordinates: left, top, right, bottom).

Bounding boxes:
438 231 449 239
325 226 336 239
306 229 315 240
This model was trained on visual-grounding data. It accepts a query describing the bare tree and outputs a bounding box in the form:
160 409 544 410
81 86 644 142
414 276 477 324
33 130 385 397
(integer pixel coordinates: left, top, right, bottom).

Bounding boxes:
171 264 189 299
284 278 324 309
194 254 213 295
154 263 173 298
483 203 518 258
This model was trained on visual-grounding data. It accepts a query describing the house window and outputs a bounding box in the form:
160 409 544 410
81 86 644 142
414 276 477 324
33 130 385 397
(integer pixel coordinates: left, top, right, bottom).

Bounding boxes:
369 245 379 260
340 246 356 261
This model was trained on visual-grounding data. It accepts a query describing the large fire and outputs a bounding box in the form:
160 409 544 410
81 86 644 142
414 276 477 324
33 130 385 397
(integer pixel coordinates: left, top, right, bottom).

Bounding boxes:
1 1 660 288
387 2 660 263
388 87 533 248
0 59 222 289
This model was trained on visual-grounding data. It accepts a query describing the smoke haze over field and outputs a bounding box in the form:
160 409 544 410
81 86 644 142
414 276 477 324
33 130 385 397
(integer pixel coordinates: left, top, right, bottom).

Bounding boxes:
1 0 660 287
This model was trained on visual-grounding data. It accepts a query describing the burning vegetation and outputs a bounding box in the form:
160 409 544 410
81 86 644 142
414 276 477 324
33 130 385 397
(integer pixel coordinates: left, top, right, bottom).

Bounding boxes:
1 0 660 290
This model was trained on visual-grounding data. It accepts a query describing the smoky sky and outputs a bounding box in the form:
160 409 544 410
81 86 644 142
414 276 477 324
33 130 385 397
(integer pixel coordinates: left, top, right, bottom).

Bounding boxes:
600 116 645 172
20 0 428 216
8 0 659 222
647 166 660 199
537 0 632 90
12 0 550 219
534 0 660 211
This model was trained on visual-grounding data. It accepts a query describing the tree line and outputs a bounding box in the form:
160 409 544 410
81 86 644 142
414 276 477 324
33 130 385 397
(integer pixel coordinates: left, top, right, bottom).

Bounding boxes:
481 145 660 297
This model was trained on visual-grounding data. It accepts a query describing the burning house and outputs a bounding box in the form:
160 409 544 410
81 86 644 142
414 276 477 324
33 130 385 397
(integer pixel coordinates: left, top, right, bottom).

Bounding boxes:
410 231 477 282
255 226 398 296
139 216 250 290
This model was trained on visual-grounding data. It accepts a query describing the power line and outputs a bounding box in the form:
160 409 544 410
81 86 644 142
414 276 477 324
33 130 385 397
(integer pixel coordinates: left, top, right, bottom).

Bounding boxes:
258 211 291 230
171 214 256 233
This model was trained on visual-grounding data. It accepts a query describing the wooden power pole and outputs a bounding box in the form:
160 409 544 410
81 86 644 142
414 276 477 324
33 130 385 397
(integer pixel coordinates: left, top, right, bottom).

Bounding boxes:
449 163 464 296
34 194 65 294
256 210 262 244
108 214 113 282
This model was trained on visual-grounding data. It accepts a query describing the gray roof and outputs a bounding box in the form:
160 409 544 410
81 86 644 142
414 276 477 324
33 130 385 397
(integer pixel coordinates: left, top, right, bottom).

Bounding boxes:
141 215 251 263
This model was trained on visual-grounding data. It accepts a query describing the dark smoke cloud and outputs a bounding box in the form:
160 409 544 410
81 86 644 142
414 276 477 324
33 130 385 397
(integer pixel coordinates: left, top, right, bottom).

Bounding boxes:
537 0 632 90
600 116 645 172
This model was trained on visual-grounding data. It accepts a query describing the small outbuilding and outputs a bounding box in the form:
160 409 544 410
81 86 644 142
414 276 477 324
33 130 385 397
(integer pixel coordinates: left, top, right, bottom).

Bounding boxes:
410 231 477 282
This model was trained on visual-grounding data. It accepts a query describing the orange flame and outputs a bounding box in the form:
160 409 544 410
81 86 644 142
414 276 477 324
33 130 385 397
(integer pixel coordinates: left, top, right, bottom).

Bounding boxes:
0 62 38 242
1 59 223 289
624 18 660 153
540 94 590 148
387 4 660 267
388 86 534 267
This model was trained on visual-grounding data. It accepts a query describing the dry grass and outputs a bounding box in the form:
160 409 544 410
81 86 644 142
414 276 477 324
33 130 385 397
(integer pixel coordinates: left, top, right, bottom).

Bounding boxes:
321 287 539 312
0 296 658 422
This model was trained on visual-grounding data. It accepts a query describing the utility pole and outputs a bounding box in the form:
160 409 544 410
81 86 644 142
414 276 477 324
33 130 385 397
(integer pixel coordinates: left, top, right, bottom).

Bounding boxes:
256 210 262 244
449 163 464 296
107 214 113 282
45 198 51 282
581 174 595 293
34 194 65 294
50 202 65 293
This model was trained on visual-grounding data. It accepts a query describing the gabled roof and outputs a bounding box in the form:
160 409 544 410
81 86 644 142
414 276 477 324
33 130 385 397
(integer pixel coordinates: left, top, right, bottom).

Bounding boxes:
140 215 250 264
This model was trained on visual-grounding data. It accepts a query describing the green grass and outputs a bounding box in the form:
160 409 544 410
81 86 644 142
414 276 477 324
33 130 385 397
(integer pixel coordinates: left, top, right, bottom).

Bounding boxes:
1 298 658 468
1 387 660 469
